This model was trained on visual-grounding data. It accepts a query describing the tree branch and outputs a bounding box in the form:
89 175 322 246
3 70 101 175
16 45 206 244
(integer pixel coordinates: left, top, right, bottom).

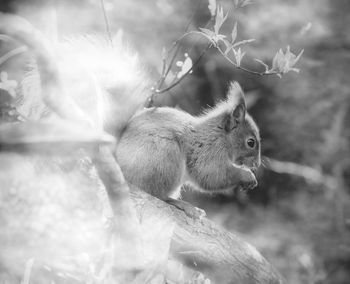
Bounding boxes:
130 188 285 284
264 156 338 189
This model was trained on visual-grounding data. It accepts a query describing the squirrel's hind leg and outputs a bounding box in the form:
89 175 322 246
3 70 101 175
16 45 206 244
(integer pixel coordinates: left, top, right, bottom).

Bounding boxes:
116 134 184 200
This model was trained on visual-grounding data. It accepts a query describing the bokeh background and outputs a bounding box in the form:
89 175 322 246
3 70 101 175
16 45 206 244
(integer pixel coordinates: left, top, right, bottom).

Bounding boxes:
1 0 350 283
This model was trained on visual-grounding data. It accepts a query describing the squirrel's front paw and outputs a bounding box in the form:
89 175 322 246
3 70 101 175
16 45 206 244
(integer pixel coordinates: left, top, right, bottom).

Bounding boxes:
189 206 206 219
166 198 206 219
181 205 206 219
239 169 258 191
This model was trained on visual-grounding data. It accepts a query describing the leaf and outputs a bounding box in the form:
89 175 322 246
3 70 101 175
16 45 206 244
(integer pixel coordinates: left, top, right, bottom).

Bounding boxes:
160 47 167 74
231 22 237 44
271 46 304 75
199 27 226 46
272 48 284 71
222 39 232 55
199 28 216 38
222 38 231 48
214 6 228 35
177 56 193 79
240 0 254 7
233 48 245 66
182 56 193 73
300 22 312 35
215 34 226 42
220 22 237 55
176 61 183 67
208 0 217 17
233 38 255 47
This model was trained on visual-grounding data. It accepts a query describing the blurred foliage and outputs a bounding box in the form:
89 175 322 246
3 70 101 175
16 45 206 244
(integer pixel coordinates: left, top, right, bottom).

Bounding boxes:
1 0 350 283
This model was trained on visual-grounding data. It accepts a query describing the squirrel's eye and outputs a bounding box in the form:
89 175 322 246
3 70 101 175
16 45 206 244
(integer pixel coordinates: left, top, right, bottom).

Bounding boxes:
246 138 255 149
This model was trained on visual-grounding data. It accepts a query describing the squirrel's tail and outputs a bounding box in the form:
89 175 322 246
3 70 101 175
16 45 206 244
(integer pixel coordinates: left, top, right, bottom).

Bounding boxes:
59 32 151 138
0 12 91 125
0 13 151 136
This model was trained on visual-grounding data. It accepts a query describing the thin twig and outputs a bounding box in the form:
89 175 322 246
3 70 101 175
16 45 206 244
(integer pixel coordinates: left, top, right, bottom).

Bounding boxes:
171 30 279 82
156 0 204 92
156 44 180 91
185 0 203 32
189 30 279 76
156 43 212 94
155 0 220 96
100 0 113 46
216 46 277 76
152 1 277 97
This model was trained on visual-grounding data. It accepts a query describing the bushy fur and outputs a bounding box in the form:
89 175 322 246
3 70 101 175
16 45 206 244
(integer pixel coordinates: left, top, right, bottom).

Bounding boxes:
0 13 90 125
58 32 150 134
0 13 150 134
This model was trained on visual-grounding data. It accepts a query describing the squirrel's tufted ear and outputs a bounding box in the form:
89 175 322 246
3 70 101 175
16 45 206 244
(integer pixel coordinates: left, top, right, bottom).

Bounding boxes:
224 82 246 131
227 82 246 110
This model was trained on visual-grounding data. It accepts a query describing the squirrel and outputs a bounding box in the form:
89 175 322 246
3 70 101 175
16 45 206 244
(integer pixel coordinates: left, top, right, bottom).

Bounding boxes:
0 13 260 217
116 82 260 216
